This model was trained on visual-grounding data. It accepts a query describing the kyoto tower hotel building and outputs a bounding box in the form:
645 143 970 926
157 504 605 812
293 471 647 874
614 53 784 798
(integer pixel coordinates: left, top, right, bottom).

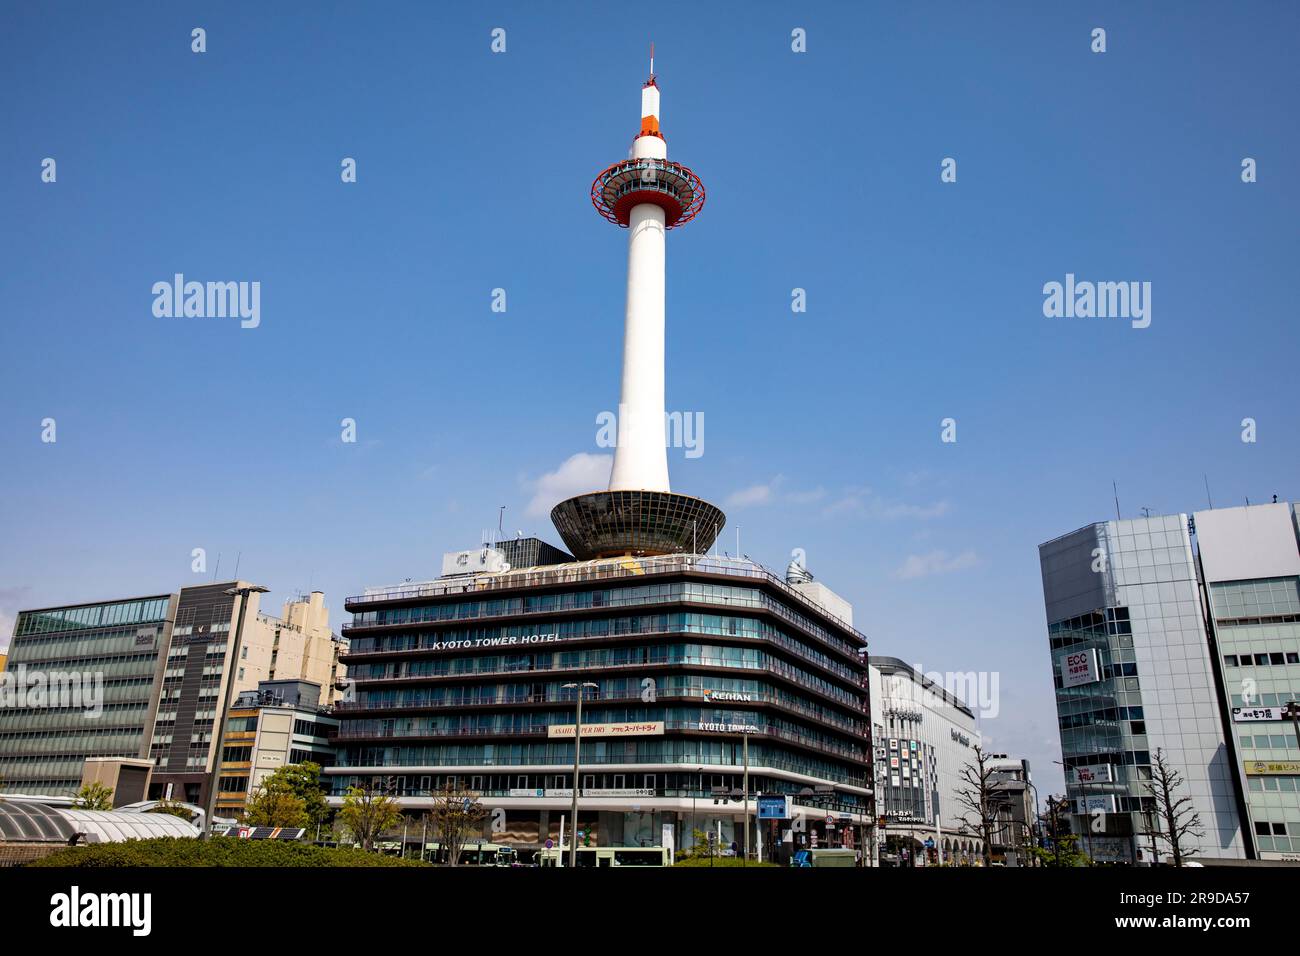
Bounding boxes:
329 62 872 859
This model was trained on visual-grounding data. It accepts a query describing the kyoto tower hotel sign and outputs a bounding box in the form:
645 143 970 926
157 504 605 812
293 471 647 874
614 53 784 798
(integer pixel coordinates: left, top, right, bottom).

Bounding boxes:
551 56 725 559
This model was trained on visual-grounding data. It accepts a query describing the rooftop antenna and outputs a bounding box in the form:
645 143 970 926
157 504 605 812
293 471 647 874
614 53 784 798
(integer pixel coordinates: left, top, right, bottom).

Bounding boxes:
1203 474 1214 509
649 41 655 80
498 505 506 538
1112 481 1121 521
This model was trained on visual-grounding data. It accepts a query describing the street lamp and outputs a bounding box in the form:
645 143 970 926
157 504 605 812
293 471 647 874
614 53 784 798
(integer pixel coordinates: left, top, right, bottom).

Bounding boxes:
204 583 269 838
561 681 598 868
691 765 703 853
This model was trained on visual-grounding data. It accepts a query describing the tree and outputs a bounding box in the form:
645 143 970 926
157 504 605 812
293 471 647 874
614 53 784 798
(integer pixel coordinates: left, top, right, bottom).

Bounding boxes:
276 762 330 831
74 782 114 811
339 784 402 852
147 799 194 820
243 780 309 829
685 828 721 862
428 784 489 866
1143 748 1204 867
1029 794 1090 867
244 762 328 833
953 746 1000 866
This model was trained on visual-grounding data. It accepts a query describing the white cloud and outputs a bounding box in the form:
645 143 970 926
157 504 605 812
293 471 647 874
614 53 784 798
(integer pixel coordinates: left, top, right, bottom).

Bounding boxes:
892 549 980 580
725 476 783 508
724 477 829 509
825 487 950 520
525 453 612 517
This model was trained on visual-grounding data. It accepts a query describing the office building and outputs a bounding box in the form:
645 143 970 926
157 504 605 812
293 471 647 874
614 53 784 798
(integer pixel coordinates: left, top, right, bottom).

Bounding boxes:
213 679 338 820
1193 501 1300 862
987 756 1035 865
0 581 340 809
1040 513 1243 862
0 593 175 795
868 656 983 865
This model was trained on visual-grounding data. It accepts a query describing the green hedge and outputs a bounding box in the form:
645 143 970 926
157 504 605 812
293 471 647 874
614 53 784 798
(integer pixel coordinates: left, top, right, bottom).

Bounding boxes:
673 857 781 867
28 837 428 868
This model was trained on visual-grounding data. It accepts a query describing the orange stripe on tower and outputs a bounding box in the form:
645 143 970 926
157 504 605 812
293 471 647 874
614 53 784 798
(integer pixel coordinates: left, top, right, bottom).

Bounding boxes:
640 115 660 135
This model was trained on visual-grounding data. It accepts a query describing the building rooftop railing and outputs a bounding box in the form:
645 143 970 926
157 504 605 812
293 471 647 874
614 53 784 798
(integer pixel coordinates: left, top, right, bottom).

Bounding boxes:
346 554 868 648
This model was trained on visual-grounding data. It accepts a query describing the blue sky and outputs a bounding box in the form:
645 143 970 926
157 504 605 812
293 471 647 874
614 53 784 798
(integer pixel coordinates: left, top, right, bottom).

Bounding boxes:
2 1 1297 798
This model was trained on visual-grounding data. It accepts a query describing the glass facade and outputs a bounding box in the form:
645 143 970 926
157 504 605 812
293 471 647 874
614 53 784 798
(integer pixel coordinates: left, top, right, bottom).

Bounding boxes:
0 595 173 794
329 558 872 851
1040 514 1244 863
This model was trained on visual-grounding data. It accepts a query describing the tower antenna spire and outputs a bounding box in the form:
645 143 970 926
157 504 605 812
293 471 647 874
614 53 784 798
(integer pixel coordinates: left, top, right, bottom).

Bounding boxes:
649 41 655 82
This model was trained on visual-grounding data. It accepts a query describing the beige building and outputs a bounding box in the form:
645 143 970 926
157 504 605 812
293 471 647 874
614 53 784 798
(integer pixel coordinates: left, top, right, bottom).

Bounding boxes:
150 585 343 807
242 592 346 706
213 680 338 822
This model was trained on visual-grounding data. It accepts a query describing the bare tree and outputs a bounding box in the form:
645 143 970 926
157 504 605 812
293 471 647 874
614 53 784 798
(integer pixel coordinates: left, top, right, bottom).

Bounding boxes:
429 783 490 866
1143 748 1204 867
954 746 999 866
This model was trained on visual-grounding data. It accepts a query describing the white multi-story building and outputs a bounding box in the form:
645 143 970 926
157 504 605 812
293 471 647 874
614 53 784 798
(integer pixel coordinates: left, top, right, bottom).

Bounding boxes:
1194 501 1300 862
868 656 984 865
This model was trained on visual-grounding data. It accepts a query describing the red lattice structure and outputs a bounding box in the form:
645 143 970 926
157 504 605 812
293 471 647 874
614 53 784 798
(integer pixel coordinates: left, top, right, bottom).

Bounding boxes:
590 158 706 229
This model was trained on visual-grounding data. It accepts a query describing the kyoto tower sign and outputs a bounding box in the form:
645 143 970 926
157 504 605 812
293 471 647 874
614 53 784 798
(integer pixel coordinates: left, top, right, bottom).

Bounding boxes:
551 55 725 560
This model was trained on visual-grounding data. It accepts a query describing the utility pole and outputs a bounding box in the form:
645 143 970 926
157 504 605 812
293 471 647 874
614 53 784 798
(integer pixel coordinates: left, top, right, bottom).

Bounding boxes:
742 731 750 865
203 583 268 838
563 681 598 869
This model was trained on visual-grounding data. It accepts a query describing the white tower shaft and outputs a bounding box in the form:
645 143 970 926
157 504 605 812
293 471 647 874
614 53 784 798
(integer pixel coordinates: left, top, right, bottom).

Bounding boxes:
609 84 671 492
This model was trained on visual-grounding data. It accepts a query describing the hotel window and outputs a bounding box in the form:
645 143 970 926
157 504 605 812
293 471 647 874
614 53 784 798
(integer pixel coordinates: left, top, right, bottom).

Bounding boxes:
1224 655 1238 666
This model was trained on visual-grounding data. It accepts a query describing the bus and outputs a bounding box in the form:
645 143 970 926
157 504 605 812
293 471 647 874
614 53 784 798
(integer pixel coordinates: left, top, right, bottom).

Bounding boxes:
538 846 671 867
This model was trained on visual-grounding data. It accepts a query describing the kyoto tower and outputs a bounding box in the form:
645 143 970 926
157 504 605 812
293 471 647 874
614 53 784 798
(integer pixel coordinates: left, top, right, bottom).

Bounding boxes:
551 53 725 559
